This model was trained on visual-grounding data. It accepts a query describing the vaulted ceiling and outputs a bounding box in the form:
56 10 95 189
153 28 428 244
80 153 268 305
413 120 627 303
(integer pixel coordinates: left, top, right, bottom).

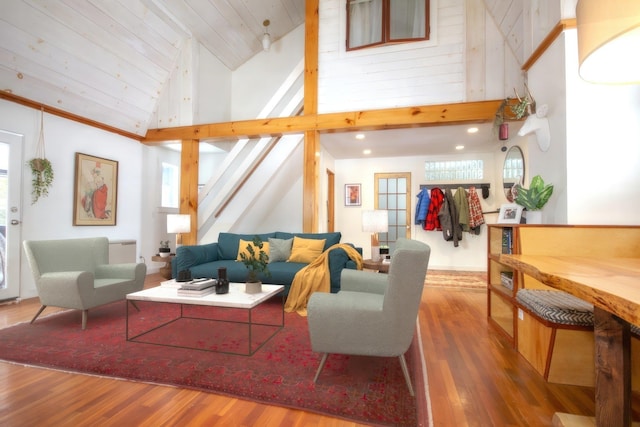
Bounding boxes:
1 0 527 156
0 0 304 137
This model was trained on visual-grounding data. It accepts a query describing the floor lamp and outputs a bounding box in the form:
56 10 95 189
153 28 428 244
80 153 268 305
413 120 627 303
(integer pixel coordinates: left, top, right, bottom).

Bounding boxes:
362 210 388 262
167 214 191 250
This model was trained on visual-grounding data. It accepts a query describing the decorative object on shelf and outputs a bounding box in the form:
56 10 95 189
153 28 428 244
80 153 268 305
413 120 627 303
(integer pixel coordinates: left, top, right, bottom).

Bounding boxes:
216 267 229 294
515 175 554 211
577 0 640 84
262 19 271 51
239 236 270 293
362 210 389 261
167 214 191 249
497 203 524 224
73 153 118 226
159 241 171 257
28 108 54 204
345 183 361 206
518 104 551 152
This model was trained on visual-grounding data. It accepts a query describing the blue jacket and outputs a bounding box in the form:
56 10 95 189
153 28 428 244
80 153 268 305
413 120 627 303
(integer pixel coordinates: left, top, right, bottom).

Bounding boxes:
415 187 430 226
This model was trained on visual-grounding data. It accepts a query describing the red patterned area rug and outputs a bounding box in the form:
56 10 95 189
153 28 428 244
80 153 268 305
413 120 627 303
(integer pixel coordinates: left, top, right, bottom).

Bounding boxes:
0 299 426 427
425 270 487 289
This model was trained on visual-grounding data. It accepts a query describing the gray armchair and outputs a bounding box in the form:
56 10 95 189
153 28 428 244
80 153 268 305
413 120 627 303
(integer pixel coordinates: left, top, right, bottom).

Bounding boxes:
307 238 430 396
23 237 146 329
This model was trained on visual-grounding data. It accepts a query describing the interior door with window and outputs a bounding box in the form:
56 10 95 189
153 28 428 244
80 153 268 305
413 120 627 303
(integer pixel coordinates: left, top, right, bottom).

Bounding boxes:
374 173 411 253
0 131 23 301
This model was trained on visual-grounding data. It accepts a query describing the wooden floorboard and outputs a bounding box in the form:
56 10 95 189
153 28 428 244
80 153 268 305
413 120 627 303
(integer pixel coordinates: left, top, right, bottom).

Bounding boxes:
0 272 627 426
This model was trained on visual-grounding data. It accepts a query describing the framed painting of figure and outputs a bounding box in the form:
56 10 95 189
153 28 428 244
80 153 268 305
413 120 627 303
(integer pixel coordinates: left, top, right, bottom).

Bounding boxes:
73 153 118 226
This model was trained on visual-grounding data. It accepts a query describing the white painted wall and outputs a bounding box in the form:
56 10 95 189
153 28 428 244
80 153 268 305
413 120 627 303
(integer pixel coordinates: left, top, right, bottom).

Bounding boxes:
0 100 145 298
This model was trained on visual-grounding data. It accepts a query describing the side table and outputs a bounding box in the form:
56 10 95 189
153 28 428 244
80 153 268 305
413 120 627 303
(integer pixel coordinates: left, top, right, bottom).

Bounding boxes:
362 258 390 273
152 255 175 279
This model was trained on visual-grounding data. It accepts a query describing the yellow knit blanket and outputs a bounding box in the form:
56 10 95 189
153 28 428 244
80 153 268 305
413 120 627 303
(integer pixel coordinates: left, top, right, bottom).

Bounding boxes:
284 244 363 316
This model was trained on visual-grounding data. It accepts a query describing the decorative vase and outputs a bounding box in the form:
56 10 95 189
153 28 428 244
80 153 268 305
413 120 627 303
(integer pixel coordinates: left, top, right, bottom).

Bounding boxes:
245 281 262 294
525 210 543 224
499 123 509 140
216 267 229 294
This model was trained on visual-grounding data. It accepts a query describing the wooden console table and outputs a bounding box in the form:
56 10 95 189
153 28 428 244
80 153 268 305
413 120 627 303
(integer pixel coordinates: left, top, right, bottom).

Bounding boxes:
500 254 640 427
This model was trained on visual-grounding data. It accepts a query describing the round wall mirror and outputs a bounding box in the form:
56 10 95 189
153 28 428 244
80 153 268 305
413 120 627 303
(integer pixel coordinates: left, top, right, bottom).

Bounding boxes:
503 146 524 201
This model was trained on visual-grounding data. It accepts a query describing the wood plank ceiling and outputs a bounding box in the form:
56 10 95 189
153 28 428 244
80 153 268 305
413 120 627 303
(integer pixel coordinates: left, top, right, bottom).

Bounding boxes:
0 0 304 137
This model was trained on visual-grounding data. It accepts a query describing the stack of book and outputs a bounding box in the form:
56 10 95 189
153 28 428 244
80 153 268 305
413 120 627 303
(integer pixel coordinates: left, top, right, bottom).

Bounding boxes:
176 278 216 297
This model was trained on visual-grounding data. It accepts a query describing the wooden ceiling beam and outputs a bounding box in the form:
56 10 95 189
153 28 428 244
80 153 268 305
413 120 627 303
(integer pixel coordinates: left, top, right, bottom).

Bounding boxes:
142 100 503 144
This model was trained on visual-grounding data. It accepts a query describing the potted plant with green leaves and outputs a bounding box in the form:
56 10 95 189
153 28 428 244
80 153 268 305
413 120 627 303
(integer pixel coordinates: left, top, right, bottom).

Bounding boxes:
28 157 54 204
515 175 554 224
239 235 270 293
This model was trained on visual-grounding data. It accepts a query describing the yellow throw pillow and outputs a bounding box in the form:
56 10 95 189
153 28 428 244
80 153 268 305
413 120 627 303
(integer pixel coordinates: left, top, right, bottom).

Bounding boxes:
287 237 325 263
236 239 270 261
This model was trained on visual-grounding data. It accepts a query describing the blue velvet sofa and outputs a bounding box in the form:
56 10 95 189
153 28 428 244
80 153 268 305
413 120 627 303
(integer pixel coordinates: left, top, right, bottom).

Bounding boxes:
172 231 361 295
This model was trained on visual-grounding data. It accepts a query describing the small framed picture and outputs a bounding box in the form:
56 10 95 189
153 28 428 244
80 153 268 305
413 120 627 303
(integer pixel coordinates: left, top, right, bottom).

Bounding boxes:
345 184 361 206
498 203 523 224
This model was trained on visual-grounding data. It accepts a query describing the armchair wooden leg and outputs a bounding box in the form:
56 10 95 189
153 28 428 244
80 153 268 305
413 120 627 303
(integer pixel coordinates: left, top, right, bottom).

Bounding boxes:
30 305 47 324
398 354 415 397
81 310 88 330
313 353 329 383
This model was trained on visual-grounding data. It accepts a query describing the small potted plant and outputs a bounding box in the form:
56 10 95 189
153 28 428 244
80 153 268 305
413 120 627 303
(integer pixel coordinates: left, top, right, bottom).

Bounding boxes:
28 157 54 204
159 240 171 257
239 236 270 293
515 175 554 224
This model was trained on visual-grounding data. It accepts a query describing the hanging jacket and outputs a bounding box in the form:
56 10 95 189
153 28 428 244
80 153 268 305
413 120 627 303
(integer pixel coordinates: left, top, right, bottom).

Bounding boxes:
438 189 462 247
453 186 470 233
425 187 444 231
415 187 431 227
468 186 485 232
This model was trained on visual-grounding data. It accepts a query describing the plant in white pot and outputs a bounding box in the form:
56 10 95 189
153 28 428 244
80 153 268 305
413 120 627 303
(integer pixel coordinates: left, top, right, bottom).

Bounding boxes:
239 236 270 294
515 175 554 224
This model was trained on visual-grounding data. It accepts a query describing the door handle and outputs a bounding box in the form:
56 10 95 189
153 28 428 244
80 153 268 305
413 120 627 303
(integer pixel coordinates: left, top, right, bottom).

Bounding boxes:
10 220 20 225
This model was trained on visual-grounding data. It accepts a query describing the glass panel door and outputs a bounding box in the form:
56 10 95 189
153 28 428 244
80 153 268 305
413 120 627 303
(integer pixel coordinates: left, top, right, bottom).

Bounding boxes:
374 172 411 253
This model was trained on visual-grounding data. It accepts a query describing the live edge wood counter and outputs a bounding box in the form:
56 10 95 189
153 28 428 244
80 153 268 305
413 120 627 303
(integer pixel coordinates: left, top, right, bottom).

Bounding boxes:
500 254 640 427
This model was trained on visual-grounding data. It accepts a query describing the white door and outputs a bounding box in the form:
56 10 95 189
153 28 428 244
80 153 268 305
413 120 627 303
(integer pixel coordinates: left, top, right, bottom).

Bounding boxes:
0 131 22 301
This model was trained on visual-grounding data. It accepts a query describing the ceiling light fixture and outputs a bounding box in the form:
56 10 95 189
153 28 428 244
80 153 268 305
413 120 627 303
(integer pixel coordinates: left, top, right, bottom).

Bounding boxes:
467 127 478 134
577 0 640 84
262 19 271 52
355 133 365 140
455 145 464 150
363 149 372 155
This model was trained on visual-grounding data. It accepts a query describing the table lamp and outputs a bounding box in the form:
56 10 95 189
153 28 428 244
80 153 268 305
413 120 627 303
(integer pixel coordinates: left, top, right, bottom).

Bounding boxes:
362 210 388 262
167 214 191 250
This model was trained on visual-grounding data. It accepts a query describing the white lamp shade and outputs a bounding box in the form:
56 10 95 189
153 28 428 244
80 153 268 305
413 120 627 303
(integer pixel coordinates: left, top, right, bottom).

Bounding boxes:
577 0 640 84
167 214 191 234
362 210 389 233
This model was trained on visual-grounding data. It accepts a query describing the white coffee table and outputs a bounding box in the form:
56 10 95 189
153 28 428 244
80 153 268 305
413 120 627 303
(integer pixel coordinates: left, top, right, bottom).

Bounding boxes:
126 283 284 355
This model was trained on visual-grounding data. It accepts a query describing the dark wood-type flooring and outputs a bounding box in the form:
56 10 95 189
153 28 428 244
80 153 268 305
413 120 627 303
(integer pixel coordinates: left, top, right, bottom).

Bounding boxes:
0 273 622 426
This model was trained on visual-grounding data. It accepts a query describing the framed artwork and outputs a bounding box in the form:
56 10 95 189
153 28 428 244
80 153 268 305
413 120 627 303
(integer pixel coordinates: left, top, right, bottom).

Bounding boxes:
497 203 523 224
73 153 118 226
345 184 361 206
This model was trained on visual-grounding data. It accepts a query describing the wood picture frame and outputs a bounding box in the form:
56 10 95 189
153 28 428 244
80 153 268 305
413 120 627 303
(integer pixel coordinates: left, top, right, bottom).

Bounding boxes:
73 153 118 226
497 203 523 224
345 184 361 206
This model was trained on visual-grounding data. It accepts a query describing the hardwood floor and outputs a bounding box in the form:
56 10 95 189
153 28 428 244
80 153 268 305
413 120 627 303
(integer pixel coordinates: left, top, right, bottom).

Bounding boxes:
0 273 620 426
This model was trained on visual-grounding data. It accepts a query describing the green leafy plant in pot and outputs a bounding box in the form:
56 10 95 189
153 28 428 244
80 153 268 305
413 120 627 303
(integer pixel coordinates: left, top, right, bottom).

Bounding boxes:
515 175 553 223
28 157 54 204
239 236 270 293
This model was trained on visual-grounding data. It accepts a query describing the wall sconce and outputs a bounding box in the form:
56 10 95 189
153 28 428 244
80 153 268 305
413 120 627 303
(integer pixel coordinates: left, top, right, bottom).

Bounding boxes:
167 214 191 249
362 210 389 262
577 0 640 84
262 19 271 52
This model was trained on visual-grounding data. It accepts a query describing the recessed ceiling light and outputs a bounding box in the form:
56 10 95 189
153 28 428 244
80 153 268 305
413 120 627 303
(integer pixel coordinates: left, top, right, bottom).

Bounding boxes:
455 145 464 150
363 149 372 155
467 127 479 134
355 133 365 140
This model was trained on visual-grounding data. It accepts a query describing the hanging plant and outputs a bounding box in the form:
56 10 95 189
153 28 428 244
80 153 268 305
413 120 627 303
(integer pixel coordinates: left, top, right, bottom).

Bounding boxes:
28 108 54 204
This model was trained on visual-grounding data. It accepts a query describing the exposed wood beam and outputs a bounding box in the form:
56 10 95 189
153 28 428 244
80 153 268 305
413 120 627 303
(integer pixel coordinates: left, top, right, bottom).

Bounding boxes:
0 91 143 141
303 0 320 233
522 19 576 72
142 100 503 144
180 139 199 246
